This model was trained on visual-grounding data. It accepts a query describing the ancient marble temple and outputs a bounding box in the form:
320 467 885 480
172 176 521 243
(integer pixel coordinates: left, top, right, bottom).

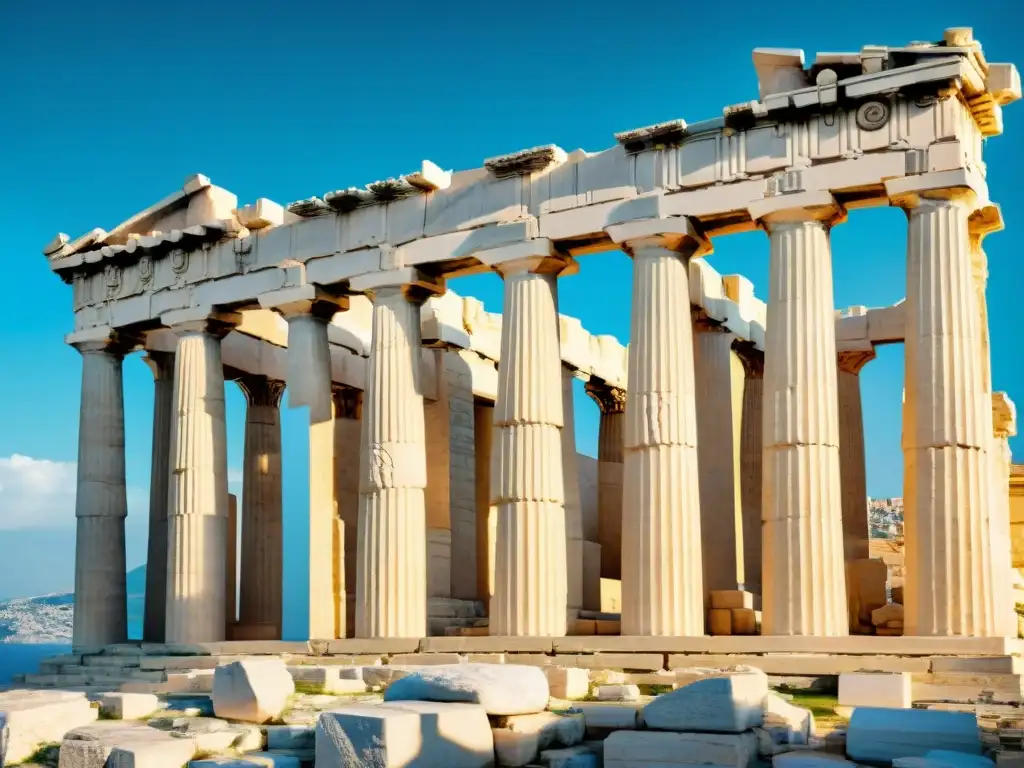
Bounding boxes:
43 29 1020 646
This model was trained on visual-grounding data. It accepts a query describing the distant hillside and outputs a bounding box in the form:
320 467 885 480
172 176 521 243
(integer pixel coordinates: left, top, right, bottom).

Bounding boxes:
0 564 146 644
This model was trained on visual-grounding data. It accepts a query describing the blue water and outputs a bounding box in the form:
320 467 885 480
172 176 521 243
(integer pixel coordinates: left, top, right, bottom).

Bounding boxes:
0 644 71 685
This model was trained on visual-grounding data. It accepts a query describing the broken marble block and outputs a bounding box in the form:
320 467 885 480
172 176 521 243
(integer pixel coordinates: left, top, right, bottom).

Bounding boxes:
316 702 493 767
538 745 599 768
189 756 300 768
545 668 589 700
212 659 295 724
846 707 982 763
383 663 549 716
760 692 813 745
838 671 910 709
772 753 858 768
892 751 994 768
148 716 258 753
0 690 98 765
603 730 758 767
491 711 586 766
643 671 767 732
107 736 197 768
288 666 367 695
59 722 195 768
595 685 640 702
100 693 160 721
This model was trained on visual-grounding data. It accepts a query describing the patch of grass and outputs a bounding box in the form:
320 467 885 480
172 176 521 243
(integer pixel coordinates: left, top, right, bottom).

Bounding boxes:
773 686 848 732
638 684 675 697
12 742 61 768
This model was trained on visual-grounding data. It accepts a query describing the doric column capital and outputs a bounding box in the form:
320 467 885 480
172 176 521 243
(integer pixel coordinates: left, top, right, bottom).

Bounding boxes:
161 306 241 337
748 190 846 229
993 392 1017 439
258 284 349 319
349 266 445 304
605 216 710 258
838 349 876 375
66 326 136 356
236 374 285 408
885 168 988 212
736 346 764 378
142 350 175 380
475 238 577 279
332 384 363 420
584 378 627 414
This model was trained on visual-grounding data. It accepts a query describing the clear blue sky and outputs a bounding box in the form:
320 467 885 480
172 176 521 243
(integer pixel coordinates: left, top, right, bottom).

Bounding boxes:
0 1 1020 610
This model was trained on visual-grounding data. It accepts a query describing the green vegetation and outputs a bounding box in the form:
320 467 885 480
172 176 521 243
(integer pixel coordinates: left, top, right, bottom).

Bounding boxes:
12 743 60 768
773 685 848 731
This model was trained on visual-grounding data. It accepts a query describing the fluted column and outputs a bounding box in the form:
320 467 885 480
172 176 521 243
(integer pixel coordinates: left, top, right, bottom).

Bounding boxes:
163 308 237 643
333 385 362 638
738 352 764 595
889 174 996 636
483 244 571 637
749 192 848 636
70 329 130 647
693 324 745 598
585 379 626 580
562 366 584 618
352 268 441 638
993 392 1018 637
142 350 174 643
235 374 284 636
606 218 708 636
837 349 875 562
260 285 347 640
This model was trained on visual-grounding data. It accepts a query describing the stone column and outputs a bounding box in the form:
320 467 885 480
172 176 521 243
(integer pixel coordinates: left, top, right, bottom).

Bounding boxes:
70 329 130 648
749 191 848 636
692 324 745 598
888 173 996 636
605 218 708 637
333 385 362 638
163 308 237 643
737 352 764 595
481 243 572 637
235 374 284 637
142 350 174 643
351 268 441 638
562 366 584 619
837 349 875 562
585 380 626 580
261 286 347 640
993 393 1018 636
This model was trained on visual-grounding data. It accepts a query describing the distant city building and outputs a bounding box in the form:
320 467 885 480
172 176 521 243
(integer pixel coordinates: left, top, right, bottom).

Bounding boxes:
869 497 904 540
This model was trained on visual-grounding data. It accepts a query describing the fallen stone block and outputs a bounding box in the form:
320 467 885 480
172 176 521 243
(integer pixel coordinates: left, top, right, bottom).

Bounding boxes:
316 702 493 767
772 753 857 767
491 711 585 766
383 663 548 716
0 690 99 765
265 725 314 750
892 752 994 768
287 666 367 695
189 755 300 768
731 609 760 636
212 659 295 724
361 666 417 690
710 591 759 610
149 715 258 753
166 671 215 694
545 668 589 700
761 692 813 745
59 723 194 768
643 670 767 732
107 736 197 768
838 671 911 709
846 707 982 763
594 685 639 702
569 702 641 731
100 693 161 720
709 609 733 635
538 745 599 767
604 730 758 767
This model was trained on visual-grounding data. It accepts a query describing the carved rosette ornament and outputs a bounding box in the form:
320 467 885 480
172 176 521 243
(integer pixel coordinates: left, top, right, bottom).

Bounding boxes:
139 255 154 286
104 264 121 299
855 100 891 131
170 249 189 287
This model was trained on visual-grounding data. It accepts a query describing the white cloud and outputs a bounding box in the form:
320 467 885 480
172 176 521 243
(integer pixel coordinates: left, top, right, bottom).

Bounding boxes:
0 454 78 530
0 454 148 531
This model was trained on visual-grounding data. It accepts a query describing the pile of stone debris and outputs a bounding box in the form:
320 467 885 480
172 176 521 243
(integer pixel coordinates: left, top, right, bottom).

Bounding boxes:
0 660 1019 768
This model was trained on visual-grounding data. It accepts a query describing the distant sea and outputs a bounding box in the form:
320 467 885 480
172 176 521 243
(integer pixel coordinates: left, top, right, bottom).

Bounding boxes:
0 643 71 685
